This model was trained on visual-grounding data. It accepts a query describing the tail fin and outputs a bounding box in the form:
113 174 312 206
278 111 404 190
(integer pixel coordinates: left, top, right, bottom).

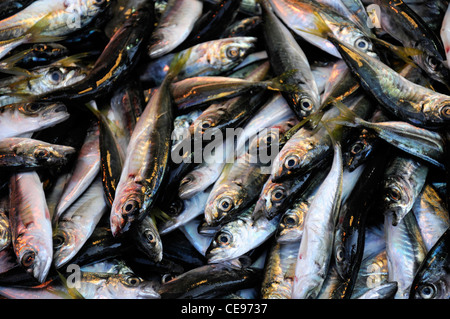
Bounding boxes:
324 100 365 129
295 11 334 40
264 69 301 92
24 13 66 44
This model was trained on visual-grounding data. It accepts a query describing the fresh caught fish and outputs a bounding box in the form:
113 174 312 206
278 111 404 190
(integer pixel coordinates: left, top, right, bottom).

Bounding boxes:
409 228 450 299
382 155 429 226
206 204 281 264
133 211 163 263
147 0 203 59
0 102 69 139
412 184 450 251
260 0 320 120
385 209 427 299
291 138 343 299
9 171 53 283
0 137 75 170
54 120 100 220
53 177 108 269
110 56 179 236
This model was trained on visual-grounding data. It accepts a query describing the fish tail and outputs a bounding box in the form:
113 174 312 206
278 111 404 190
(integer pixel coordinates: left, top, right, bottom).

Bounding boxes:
0 48 34 76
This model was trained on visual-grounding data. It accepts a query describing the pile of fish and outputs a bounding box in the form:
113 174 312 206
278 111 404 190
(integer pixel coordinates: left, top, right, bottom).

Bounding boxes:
0 0 449 300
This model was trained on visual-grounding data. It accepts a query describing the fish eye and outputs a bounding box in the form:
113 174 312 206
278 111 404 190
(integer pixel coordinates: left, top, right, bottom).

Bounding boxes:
300 98 313 111
122 199 139 215
387 187 401 202
226 47 240 60
218 197 233 212
33 44 47 51
48 69 63 84
53 234 66 249
217 231 233 246
161 273 175 284
124 275 141 287
25 103 42 113
271 188 285 202
179 175 193 187
93 0 106 6
201 120 212 130
418 284 437 299
34 148 49 159
440 103 450 119
426 55 439 70
21 251 36 268
284 155 299 170
336 247 345 262
143 230 157 247
282 213 299 227
355 37 369 51
350 142 363 155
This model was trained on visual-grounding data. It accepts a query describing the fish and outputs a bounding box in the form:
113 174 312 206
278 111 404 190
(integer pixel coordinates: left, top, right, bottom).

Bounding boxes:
260 0 321 120
206 204 281 264
385 209 427 299
382 154 429 226
52 177 108 269
133 211 163 263
109 53 182 237
54 120 100 220
147 0 203 59
0 137 76 170
0 102 69 139
371 0 449 87
412 184 450 252
409 228 450 299
9 171 53 283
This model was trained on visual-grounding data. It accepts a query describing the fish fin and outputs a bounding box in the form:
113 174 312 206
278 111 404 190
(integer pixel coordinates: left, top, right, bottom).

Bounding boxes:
371 37 422 63
324 100 365 129
295 11 334 40
151 206 172 224
24 13 66 44
264 69 301 92
53 52 94 68
166 48 192 80
56 271 85 299
0 48 34 75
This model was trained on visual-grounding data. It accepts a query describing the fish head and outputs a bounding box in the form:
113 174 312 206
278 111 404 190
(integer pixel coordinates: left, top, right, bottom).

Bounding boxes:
252 181 287 221
52 227 77 269
16 243 52 283
14 141 76 167
215 37 258 69
204 184 244 226
205 226 240 264
178 170 207 200
410 273 450 299
99 273 160 299
419 52 450 87
110 180 144 237
33 66 88 95
18 102 70 126
382 178 412 226
347 32 378 59
343 130 377 171
275 204 307 243
135 216 163 263
271 143 310 182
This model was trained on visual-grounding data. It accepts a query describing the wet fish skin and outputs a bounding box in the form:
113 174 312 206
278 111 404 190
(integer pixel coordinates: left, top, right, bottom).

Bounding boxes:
133 212 163 263
382 155 429 227
110 68 175 237
260 0 320 121
0 102 69 139
147 0 203 59
409 228 450 299
291 141 343 299
0 137 76 170
9 171 53 283
52 177 108 269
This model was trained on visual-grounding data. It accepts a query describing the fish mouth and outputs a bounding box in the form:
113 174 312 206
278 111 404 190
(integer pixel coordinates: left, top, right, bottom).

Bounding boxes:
110 213 129 237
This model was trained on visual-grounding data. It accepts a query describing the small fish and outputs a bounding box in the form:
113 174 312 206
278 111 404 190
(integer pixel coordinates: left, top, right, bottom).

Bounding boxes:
0 137 75 170
9 171 53 283
133 211 163 263
409 228 450 299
